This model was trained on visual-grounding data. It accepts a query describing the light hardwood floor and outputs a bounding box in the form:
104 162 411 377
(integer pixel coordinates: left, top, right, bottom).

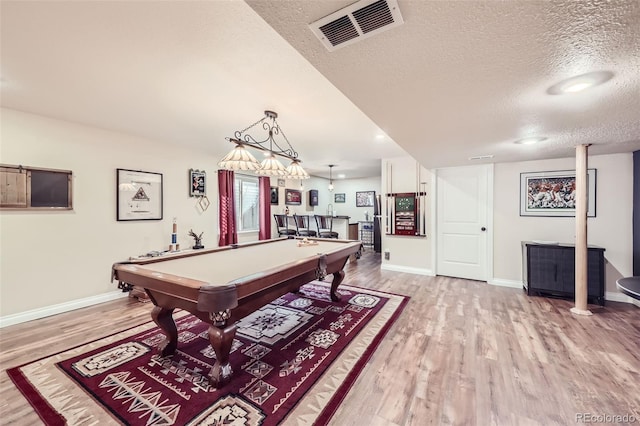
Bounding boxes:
1 252 639 425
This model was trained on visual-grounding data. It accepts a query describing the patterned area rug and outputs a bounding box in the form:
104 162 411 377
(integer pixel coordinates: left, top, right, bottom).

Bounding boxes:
8 282 408 425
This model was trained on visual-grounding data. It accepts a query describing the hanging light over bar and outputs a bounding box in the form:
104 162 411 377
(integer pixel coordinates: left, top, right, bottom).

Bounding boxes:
328 164 335 192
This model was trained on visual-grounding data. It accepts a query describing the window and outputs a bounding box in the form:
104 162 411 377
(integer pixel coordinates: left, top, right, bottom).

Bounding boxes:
234 174 259 231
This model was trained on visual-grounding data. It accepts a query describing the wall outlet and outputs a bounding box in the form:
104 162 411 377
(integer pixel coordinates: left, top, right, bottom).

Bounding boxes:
384 251 390 260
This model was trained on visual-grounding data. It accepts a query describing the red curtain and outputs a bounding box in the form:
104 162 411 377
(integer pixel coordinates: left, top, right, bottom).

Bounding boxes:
258 177 272 240
218 170 237 247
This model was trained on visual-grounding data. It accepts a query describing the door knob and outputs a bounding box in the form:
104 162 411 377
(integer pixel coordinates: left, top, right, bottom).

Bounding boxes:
481 227 487 231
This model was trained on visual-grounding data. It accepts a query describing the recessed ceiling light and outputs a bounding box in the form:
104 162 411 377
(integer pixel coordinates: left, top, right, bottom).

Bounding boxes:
375 134 385 140
514 137 547 145
337 173 346 178
563 82 592 93
547 71 614 95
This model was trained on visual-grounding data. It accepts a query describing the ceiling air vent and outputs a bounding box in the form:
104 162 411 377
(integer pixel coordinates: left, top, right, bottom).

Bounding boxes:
309 0 404 52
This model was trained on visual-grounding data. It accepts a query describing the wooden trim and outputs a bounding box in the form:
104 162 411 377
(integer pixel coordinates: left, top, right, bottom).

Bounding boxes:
0 163 72 174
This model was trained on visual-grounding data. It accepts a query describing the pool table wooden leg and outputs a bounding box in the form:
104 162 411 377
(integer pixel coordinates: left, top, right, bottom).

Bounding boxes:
151 306 178 357
330 270 345 302
206 323 237 388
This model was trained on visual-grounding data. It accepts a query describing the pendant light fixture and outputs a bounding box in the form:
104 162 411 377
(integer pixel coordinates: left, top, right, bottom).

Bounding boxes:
328 164 335 192
218 110 309 179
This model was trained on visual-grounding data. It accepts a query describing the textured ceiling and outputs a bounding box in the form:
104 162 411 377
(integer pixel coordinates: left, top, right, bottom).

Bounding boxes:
1 0 639 179
247 0 640 168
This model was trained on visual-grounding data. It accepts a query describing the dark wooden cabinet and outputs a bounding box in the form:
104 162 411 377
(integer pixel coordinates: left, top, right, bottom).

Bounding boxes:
522 241 605 306
348 223 359 240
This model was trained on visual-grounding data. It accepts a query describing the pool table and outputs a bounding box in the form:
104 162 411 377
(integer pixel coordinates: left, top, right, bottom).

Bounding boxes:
112 237 362 388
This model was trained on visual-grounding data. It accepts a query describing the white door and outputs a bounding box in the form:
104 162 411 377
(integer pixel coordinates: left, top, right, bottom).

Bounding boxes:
436 165 490 281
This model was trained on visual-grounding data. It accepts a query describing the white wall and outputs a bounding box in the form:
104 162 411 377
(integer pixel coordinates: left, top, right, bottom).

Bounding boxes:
382 152 634 300
381 157 432 275
325 176 381 222
0 108 224 317
2 108 633 322
493 153 633 293
0 109 385 321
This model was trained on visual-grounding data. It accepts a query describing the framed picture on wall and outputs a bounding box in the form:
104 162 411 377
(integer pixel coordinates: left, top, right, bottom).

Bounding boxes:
117 168 163 221
520 169 597 217
270 186 279 204
309 189 319 206
285 188 302 205
334 193 346 203
189 169 206 197
356 191 375 207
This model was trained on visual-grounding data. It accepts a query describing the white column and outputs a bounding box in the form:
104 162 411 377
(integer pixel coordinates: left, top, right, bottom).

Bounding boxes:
571 144 592 316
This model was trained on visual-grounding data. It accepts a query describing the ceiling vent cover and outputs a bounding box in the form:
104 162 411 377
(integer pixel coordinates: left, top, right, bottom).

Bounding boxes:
309 0 404 52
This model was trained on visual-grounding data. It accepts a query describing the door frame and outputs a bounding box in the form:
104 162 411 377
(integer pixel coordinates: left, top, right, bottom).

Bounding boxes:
430 164 494 281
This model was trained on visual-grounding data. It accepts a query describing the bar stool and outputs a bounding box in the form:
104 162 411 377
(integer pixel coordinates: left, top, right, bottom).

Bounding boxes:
274 214 296 237
314 215 339 239
293 214 317 237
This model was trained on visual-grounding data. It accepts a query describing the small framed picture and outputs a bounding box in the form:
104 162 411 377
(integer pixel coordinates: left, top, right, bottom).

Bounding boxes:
285 188 302 205
309 189 319 206
356 191 375 207
277 178 286 187
270 186 279 204
334 193 346 203
189 169 206 197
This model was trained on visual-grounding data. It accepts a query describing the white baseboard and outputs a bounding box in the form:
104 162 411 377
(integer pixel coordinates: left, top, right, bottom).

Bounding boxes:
488 278 523 289
487 281 639 305
0 290 129 328
381 263 434 276
605 291 639 305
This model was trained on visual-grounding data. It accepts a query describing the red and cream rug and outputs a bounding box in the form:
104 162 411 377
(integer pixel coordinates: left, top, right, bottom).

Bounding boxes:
8 282 408 425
